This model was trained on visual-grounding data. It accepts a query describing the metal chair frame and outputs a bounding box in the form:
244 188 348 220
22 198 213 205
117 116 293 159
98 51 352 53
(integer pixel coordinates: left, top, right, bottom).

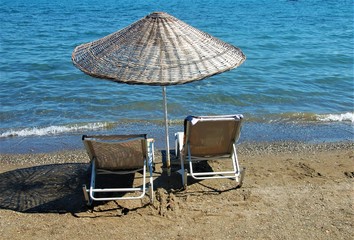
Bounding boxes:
82 134 154 205
175 115 245 189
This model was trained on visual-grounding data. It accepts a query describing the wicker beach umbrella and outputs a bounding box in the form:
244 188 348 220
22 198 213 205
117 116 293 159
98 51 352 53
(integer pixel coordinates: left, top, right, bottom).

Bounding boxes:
72 12 246 170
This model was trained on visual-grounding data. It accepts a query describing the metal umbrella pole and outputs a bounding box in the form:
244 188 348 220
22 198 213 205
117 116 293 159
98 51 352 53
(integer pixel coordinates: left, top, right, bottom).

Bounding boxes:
162 86 171 173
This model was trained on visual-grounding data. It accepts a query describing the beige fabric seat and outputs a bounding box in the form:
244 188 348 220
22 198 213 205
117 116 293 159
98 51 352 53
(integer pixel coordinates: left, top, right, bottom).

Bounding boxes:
175 115 245 189
82 134 154 205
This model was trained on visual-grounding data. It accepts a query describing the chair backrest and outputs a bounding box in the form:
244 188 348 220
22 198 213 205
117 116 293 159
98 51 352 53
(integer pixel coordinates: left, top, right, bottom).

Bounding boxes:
82 134 147 170
184 115 243 157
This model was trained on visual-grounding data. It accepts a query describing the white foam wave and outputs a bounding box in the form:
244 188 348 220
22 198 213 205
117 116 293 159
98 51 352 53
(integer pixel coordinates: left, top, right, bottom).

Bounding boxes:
317 112 354 123
0 122 109 138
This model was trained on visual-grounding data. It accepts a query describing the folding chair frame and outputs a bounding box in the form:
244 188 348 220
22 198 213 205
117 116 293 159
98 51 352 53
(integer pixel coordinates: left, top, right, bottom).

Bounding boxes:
82 135 154 206
175 115 245 189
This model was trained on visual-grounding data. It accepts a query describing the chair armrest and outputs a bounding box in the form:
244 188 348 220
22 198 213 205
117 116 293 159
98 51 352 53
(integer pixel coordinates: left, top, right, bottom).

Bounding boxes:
174 132 184 157
147 138 155 165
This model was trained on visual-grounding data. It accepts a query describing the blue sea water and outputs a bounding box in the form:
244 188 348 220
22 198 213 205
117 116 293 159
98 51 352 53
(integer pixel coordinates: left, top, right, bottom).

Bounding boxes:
0 0 353 153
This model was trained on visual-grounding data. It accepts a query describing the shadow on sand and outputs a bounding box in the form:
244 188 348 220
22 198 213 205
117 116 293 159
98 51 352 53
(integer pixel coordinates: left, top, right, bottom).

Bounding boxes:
0 163 90 213
0 151 235 214
0 163 144 214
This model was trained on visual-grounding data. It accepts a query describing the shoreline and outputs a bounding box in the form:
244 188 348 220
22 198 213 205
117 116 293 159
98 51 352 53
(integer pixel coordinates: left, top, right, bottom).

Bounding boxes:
0 121 353 154
0 140 353 239
1 140 353 165
0 141 353 174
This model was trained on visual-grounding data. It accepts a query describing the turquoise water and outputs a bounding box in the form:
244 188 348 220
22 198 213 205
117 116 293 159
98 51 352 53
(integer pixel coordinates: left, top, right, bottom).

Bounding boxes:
0 0 353 153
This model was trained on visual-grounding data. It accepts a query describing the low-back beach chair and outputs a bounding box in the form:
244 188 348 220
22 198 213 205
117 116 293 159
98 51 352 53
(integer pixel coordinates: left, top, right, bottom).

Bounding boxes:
175 115 245 189
82 134 154 205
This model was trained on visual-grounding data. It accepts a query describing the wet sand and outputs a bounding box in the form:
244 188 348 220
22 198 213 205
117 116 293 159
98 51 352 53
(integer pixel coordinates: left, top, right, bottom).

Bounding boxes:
0 141 353 239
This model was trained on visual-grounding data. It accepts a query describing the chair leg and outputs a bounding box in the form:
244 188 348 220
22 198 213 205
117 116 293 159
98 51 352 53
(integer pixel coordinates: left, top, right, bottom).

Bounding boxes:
179 146 186 188
82 184 89 205
88 161 99 204
236 167 246 188
149 182 154 204
183 169 188 190
148 156 154 204
82 184 93 206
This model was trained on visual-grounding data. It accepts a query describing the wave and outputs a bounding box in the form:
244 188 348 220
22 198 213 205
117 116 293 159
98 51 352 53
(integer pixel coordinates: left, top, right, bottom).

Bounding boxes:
316 112 354 123
0 122 114 138
1 112 352 138
245 112 354 124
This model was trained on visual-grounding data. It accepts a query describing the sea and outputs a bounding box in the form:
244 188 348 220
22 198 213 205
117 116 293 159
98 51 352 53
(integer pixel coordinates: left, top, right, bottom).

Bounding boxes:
1 0 353 153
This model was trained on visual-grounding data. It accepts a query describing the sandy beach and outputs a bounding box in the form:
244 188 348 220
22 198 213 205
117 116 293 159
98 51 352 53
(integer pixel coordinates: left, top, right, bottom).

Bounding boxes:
0 141 353 239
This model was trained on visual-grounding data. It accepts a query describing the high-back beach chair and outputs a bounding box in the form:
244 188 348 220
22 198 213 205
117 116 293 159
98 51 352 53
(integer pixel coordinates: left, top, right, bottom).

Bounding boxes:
175 115 245 189
82 134 154 205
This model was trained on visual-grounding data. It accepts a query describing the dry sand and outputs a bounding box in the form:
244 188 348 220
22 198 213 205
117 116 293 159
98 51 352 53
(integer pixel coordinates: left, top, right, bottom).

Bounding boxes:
0 141 353 240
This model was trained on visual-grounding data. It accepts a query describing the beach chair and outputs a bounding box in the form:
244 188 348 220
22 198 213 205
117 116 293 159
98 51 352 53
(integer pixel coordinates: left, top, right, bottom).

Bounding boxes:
82 134 154 206
175 115 245 189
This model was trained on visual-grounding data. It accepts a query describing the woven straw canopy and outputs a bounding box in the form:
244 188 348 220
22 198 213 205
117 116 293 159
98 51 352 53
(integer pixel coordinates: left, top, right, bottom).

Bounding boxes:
72 12 246 86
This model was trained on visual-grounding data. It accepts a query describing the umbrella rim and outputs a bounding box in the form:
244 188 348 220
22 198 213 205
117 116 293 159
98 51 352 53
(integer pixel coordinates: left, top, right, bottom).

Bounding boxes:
71 51 246 86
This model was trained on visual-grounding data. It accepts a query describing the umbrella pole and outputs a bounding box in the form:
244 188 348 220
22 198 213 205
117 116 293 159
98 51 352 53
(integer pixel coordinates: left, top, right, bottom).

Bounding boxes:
162 86 171 174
